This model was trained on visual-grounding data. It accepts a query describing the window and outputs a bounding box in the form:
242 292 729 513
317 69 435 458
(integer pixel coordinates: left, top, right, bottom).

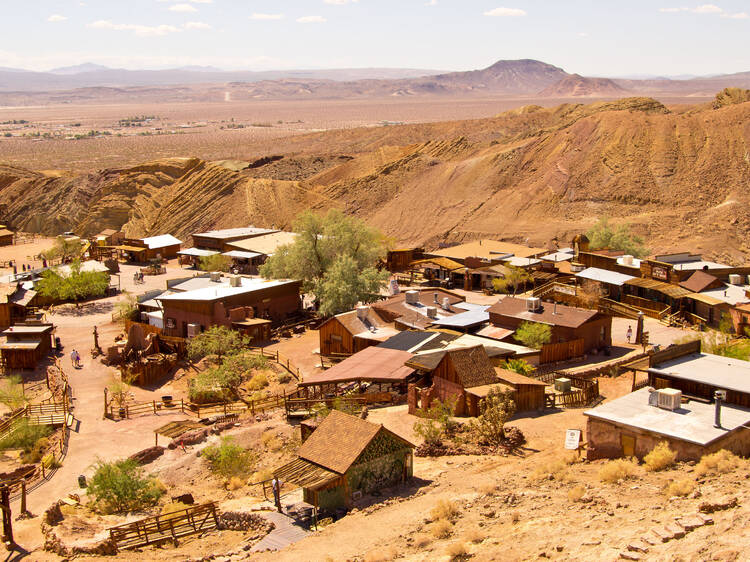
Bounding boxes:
331 334 342 343
166 317 176 329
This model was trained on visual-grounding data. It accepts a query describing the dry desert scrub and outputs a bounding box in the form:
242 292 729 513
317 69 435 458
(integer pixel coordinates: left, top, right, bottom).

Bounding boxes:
363 546 398 562
664 478 696 497
431 499 460 522
598 458 640 483
644 441 677 471
463 528 484 544
227 476 244 490
430 519 453 539
445 541 468 560
695 450 742 476
567 485 586 502
414 533 432 548
533 452 577 482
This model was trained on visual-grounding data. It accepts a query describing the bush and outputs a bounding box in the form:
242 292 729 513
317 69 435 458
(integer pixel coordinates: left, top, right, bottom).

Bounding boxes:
0 420 53 452
430 518 453 539
261 431 282 452
414 534 432 548
247 373 269 391
187 326 248 361
664 478 695 497
598 458 640 483
88 459 163 513
503 358 533 375
514 321 552 349
20 436 50 464
161 501 191 520
431 499 460 522
277 372 292 384
0 375 27 411
470 387 516 448
533 455 575 482
695 449 742 476
567 485 586 502
445 541 467 560
227 476 244 490
202 437 255 478
644 441 677 472
463 528 484 544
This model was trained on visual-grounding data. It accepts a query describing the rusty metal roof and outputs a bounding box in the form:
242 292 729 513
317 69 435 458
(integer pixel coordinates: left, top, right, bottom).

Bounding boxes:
274 457 340 490
300 346 414 386
624 277 692 299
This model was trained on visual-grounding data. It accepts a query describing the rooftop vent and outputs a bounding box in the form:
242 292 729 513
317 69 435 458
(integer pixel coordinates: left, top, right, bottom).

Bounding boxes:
526 297 542 312
729 274 742 285
426 306 437 319
209 271 222 282
229 275 242 288
656 388 682 411
356 305 369 321
405 290 420 305
442 297 451 311
434 292 439 304
622 255 634 266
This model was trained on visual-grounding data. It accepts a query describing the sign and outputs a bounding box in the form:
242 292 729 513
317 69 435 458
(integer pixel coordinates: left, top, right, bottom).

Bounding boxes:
652 266 668 281
554 284 576 296
166 317 176 329
389 279 400 296
564 429 582 450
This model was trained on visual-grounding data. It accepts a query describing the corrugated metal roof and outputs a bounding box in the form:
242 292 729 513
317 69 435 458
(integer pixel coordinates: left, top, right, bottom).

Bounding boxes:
177 247 219 257
300 346 414 386
222 250 262 259
141 234 182 249
430 306 490 328
624 277 693 298
576 267 634 286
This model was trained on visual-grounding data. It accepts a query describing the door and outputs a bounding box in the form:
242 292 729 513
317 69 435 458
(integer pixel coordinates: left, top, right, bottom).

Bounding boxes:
621 434 636 457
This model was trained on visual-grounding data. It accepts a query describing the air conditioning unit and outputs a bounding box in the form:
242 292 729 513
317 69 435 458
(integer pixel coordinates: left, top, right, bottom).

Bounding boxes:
729 274 742 285
656 388 682 411
622 255 634 266
209 271 222 282
186 323 201 338
442 297 451 311
229 275 242 287
426 306 437 319
526 297 541 312
554 378 571 392
405 290 420 305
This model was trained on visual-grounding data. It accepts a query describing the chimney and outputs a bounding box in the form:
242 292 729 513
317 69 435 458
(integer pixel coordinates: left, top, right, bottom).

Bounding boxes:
714 389 727 428
434 292 439 304
426 306 437 319
356 305 369 321
442 297 451 311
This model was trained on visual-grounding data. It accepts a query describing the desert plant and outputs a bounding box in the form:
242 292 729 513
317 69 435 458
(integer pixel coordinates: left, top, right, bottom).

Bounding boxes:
36 260 109 302
114 294 138 323
643 441 677 472
586 217 648 257
187 325 248 361
492 266 531 295
202 436 256 478
0 375 27 411
533 453 576 482
463 528 484 544
247 373 269 391
695 449 742 476
0 420 53 452
567 485 586 502
470 387 516 448
227 476 244 490
161 501 191 520
431 499 460 522
414 534 432 548
664 478 696 497
514 321 552 349
445 541 468 560
198 254 232 272
20 436 50 464
503 358 533 376
430 518 453 539
88 458 163 513
598 458 640 483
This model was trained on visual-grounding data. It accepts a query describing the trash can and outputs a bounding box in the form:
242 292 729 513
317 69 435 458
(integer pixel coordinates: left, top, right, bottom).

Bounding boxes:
78 475 87 488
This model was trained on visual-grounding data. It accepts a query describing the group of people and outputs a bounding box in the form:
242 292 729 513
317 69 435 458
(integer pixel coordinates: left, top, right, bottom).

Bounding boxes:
132 271 145 284
70 349 82 369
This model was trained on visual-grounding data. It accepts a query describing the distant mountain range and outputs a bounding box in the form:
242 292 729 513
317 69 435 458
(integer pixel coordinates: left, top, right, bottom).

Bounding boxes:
1 59 750 100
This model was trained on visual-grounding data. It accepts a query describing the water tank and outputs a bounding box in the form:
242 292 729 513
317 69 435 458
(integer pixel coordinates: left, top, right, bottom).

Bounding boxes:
526 297 541 312
405 290 420 305
622 255 634 266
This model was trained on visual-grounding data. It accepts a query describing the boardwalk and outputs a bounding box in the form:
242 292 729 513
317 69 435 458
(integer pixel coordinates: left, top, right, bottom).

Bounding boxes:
250 511 309 552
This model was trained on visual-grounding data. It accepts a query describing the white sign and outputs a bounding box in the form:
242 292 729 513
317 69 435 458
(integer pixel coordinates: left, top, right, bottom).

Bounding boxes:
564 429 582 450
555 284 576 296
389 279 400 295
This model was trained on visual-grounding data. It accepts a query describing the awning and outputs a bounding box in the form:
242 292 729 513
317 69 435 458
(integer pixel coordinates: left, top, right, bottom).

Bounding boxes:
116 245 147 253
410 257 465 271
274 457 340 490
685 292 725 306
155 420 205 439
624 277 692 299
222 250 262 259
177 248 219 257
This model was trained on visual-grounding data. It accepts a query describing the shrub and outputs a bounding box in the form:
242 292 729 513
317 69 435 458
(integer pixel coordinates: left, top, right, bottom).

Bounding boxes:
430 518 453 539
463 528 484 544
251 468 273 483
644 441 677 472
261 431 283 452
202 437 255 478
598 458 640 483
413 398 457 446
88 459 163 513
20 436 50 464
533 452 577 481
363 547 398 562
445 541 467 560
503 358 533 375
567 485 586 502
664 478 696 497
413 416 443 447
247 373 269 391
514 321 552 349
277 372 292 384
161 501 190 520
227 476 244 490
0 421 53 452
431 499 460 522
414 534 432 548
695 449 742 476
470 387 516 448
187 326 248 361
0 375 27 411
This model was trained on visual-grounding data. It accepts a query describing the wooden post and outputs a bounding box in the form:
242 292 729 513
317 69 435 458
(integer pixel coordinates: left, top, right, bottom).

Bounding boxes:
125 404 129 419
104 387 108 419
251 401 255 416
0 484 12 547
155 432 158 447
41 462 46 479
153 400 156 414
20 479 26 515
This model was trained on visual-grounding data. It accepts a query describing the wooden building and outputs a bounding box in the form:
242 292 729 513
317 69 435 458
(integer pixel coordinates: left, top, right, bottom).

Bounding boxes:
493 368 547 412
407 345 502 416
157 277 301 337
0 323 55 370
0 228 14 247
488 297 612 357
0 285 38 330
386 248 424 273
274 410 415 513
318 307 399 357
191 227 278 252
119 235 182 262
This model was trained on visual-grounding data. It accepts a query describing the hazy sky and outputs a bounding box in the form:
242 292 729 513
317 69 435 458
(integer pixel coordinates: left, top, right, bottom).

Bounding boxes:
3 1 749 76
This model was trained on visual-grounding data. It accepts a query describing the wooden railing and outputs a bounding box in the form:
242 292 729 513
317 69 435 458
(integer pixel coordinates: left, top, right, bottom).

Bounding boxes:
284 395 368 417
109 502 219 551
539 338 585 364
105 394 286 420
532 372 600 408
598 298 641 320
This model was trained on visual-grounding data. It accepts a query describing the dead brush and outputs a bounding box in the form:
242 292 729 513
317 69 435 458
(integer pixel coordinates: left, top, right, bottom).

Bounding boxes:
598 458 640 483
226 476 244 490
664 478 696 497
567 485 586 502
445 541 468 560
533 452 577 482
261 430 283 452
462 527 484 544
430 519 453 539
430 499 460 522
478 483 498 496
363 546 398 562
695 449 742 477
413 533 432 548
643 441 677 472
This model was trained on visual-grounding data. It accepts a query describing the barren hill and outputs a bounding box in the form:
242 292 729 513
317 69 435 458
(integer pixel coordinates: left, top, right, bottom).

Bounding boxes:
2 94 750 262
538 74 629 97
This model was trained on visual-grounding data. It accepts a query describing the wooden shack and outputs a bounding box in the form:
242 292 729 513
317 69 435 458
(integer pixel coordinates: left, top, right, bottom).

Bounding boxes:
386 248 423 273
493 368 547 412
0 228 13 247
274 410 414 513
0 323 54 369
318 307 398 356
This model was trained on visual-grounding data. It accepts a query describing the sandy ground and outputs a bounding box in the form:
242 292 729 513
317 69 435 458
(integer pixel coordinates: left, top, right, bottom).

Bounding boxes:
0 237 56 274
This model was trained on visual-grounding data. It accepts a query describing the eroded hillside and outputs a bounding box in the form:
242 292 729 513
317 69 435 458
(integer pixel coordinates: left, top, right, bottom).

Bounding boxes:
1 95 749 262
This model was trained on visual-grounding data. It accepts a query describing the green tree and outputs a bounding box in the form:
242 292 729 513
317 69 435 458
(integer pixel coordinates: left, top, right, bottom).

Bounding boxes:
42 236 85 262
198 254 232 272
585 218 648 258
202 437 256 478
260 209 389 316
514 321 552 349
718 313 734 335
470 387 516 448
503 358 534 376
88 459 163 513
187 325 248 362
36 260 110 302
492 266 532 296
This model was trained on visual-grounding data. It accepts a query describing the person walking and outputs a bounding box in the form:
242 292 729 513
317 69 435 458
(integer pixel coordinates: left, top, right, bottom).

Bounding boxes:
626 325 633 344
272 476 282 513
70 349 78 368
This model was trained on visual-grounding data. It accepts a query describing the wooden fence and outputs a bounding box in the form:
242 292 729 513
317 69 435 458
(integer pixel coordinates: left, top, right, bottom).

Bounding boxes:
533 372 600 408
539 339 584 364
284 395 368 418
105 394 286 421
108 502 219 551
598 298 642 320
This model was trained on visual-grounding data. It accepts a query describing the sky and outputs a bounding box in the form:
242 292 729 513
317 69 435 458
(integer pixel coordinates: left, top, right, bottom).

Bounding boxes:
2 1 750 76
